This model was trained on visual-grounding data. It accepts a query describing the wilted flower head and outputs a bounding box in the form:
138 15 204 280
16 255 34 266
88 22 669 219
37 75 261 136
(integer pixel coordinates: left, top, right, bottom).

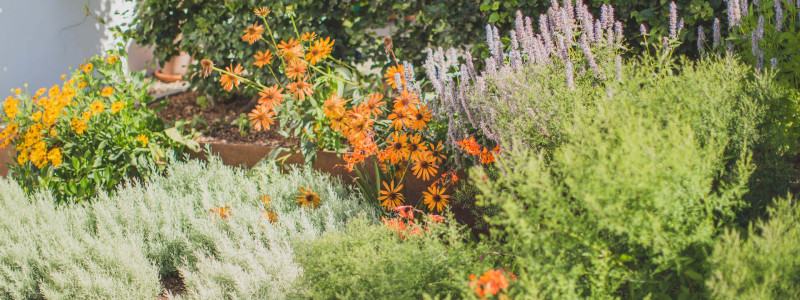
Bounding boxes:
200 59 214 78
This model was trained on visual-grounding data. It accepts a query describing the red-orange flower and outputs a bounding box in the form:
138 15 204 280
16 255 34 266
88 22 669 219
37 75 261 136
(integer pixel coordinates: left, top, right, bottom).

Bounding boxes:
480 148 496 164
220 64 244 92
209 206 231 219
285 59 308 81
456 136 482 156
468 269 516 299
242 24 264 44
257 84 285 110
253 50 274 67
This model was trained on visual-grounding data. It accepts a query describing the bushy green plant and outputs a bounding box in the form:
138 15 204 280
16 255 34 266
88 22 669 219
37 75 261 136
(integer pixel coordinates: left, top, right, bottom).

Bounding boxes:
0 154 378 298
473 57 765 298
706 196 800 299
0 49 197 202
294 212 495 299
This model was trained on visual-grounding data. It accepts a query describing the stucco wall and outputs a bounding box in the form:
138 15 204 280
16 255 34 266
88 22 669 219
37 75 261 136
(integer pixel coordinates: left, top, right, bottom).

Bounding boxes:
0 0 152 95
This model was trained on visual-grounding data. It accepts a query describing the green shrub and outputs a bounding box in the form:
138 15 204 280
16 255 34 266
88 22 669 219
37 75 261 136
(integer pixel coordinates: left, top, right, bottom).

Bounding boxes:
0 155 377 298
473 57 765 298
294 214 495 299
706 196 800 299
0 49 196 202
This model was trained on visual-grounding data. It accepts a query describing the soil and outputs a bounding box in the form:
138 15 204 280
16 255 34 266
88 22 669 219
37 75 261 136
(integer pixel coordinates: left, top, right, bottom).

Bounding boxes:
159 273 186 298
155 91 297 147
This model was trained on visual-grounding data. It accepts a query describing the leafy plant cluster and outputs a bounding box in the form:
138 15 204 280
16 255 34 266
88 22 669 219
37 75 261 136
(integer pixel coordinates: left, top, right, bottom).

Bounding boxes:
0 155 377 299
0 49 197 202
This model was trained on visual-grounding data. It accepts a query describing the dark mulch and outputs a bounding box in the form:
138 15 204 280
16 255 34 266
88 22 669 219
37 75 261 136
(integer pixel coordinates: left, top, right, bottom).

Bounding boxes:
158 273 186 298
155 91 297 147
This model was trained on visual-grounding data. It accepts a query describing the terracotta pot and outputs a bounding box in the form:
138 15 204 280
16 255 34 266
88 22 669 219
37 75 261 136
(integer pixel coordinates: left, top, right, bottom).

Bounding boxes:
154 33 192 82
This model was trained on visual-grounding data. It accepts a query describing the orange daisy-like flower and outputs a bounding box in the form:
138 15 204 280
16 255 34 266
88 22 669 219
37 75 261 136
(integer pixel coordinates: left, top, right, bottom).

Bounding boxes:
220 64 244 92
406 134 428 162
277 38 304 63
262 209 278 224
285 59 308 81
386 132 410 163
200 59 214 78
111 101 125 113
358 92 385 118
388 107 411 130
323 94 346 118
393 89 421 111
428 141 447 164
295 186 321 209
286 75 313 101
253 50 274 68
384 65 405 89
257 84 285 110
301 32 318 42
412 153 438 181
423 184 450 212
328 115 347 132
82 63 94 73
89 101 105 115
254 7 271 17
248 105 276 131
378 180 405 209
101 86 114 97
306 37 334 65
209 206 231 219
242 24 264 44
408 104 431 131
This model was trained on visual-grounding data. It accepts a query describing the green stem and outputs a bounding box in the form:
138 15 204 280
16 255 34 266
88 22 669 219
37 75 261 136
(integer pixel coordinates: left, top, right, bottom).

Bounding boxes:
212 66 267 91
309 65 361 87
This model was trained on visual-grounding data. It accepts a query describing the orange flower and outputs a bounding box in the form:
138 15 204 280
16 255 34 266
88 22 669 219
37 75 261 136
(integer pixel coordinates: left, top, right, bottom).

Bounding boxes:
111 101 125 113
220 64 244 92
301 32 318 42
295 186 321 209
261 195 271 207
262 209 278 224
82 63 93 73
136 134 149 146
89 101 105 115
393 89 420 111
286 75 313 101
423 184 450 212
209 206 231 219
456 136 482 156
358 92 385 118
70 117 87 135
480 148 496 164
469 269 516 298
328 115 347 132
388 107 411 130
306 37 334 65
428 141 446 164
383 217 407 236
278 38 303 63
385 132 410 163
254 7 271 17
408 104 431 131
257 84 285 110
412 153 438 181
242 23 264 44
248 105 276 131
406 134 428 162
378 180 405 209
285 59 308 81
253 50 274 68
323 94 346 118
101 86 114 97
384 65 405 89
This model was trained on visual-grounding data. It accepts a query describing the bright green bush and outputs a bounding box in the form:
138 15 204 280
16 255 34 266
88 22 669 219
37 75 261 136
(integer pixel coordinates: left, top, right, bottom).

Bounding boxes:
0 155 377 298
707 196 800 299
473 57 766 298
294 215 495 299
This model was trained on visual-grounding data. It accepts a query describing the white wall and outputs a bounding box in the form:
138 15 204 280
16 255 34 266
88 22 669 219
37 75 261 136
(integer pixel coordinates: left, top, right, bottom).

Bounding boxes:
0 0 145 95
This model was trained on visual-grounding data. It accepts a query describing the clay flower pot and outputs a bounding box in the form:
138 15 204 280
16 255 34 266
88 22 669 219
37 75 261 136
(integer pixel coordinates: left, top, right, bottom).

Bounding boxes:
154 34 192 83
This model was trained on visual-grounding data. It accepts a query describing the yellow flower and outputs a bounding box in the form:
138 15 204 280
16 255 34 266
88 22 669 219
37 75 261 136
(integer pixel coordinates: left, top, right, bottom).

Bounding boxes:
47 148 62 167
14 88 21 95
78 82 87 89
136 134 149 146
111 101 124 113
31 111 42 122
106 55 119 65
48 85 59 98
70 117 87 135
101 87 114 97
29 141 48 168
83 63 93 73
81 111 92 120
301 32 318 42
17 149 29 164
3 97 20 120
49 128 57 137
60 74 66 80
295 186 321 209
89 101 105 115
